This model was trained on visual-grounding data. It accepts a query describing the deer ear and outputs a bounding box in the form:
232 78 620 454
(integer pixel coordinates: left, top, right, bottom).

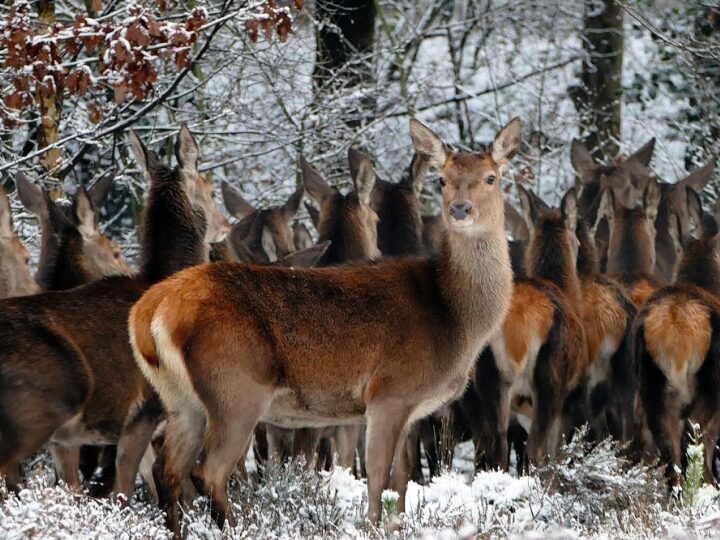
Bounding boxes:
517 185 539 232
409 119 448 170
594 188 615 236
491 117 522 167
283 184 304 220
73 186 97 239
15 171 46 218
561 187 579 232
668 211 683 255
129 130 157 181
628 138 656 168
643 179 661 222
221 182 255 219
175 124 199 178
409 152 430 198
279 241 331 268
348 146 366 184
679 160 715 193
293 222 314 250
570 139 596 183
299 156 333 204
88 170 115 212
352 155 376 207
305 201 320 228
504 200 529 241
686 187 703 234
0 186 13 240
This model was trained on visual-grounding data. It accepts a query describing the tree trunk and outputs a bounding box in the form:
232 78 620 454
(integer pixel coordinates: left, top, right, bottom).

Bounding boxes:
575 0 624 161
313 0 376 91
37 0 63 188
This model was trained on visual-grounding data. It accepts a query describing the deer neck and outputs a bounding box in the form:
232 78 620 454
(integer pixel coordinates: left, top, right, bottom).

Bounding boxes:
440 223 513 342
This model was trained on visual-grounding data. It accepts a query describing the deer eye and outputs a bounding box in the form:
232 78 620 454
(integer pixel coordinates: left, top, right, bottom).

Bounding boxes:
486 175 496 185
439 177 446 187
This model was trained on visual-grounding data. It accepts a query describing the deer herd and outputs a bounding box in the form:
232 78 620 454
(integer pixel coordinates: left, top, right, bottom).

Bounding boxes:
0 119 718 536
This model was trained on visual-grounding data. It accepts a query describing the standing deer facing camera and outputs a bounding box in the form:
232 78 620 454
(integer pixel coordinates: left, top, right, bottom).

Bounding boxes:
129 117 520 536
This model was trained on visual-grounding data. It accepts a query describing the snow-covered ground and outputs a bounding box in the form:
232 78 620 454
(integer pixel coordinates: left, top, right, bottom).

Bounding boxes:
3 439 720 539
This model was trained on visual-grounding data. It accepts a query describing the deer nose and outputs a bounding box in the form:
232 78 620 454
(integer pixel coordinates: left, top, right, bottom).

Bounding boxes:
449 201 473 220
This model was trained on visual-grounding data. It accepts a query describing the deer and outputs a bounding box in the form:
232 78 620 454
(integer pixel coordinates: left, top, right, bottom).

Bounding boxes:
265 149 382 473
634 194 720 489
596 179 665 306
571 138 655 271
14 171 128 292
652 161 715 284
0 186 39 299
218 181 303 263
128 117 520 536
0 125 229 500
483 186 587 470
572 206 637 441
14 173 132 493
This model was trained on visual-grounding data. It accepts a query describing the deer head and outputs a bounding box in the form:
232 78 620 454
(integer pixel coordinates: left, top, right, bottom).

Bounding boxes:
596 178 662 277
301 154 380 264
0 185 39 297
221 181 303 262
409 117 522 238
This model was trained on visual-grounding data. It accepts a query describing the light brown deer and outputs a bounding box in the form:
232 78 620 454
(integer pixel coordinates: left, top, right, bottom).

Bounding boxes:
0 126 228 498
129 117 520 535
635 195 720 488
0 186 39 298
485 186 587 468
219 181 303 263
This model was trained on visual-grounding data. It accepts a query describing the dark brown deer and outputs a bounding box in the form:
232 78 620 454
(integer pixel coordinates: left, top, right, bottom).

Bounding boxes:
484 186 587 469
0 126 228 498
15 172 127 290
652 161 715 284
596 180 664 306
129 117 520 536
220 181 303 263
15 172 133 493
634 195 720 488
573 211 636 440
0 186 39 298
571 138 655 270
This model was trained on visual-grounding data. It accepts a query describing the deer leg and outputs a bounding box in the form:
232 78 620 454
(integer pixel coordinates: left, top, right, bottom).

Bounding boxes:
114 416 160 502
645 389 683 489
199 395 273 532
138 444 159 502
154 404 207 538
336 425 361 471
51 445 81 490
390 427 410 515
527 387 562 466
405 423 424 483
293 428 321 469
365 401 411 524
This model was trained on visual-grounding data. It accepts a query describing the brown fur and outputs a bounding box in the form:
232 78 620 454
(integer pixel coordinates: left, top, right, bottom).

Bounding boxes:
486 187 588 468
0 126 224 499
130 118 521 536
635 207 720 487
0 186 39 298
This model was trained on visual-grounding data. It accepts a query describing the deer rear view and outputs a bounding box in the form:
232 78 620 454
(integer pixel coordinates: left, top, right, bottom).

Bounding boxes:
129 117 520 536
